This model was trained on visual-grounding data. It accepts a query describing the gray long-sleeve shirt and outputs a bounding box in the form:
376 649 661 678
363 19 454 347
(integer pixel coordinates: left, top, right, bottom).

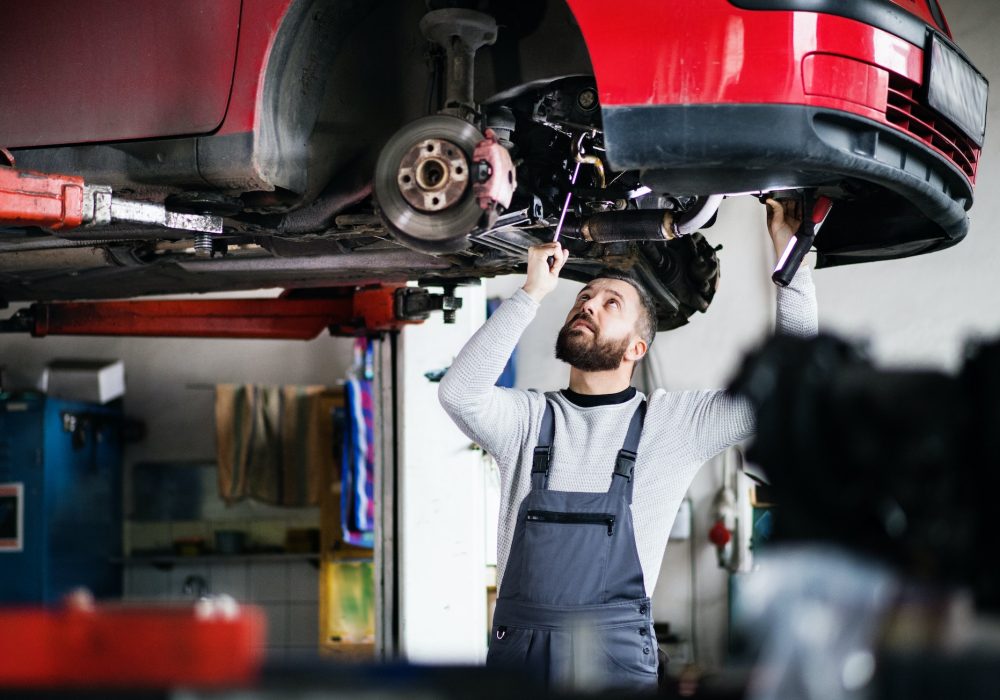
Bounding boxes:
439 266 818 595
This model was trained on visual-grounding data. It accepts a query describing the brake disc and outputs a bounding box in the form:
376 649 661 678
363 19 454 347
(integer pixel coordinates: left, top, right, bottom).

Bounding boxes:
374 115 486 254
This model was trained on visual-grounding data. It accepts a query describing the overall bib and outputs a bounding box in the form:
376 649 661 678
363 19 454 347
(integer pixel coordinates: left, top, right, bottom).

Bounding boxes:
487 400 659 692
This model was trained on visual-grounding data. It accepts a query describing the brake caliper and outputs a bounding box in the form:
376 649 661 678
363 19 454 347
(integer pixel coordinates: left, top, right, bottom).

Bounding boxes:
472 128 517 218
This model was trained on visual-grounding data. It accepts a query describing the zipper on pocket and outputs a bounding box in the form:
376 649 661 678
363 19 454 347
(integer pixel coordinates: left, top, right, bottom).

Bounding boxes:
526 509 615 536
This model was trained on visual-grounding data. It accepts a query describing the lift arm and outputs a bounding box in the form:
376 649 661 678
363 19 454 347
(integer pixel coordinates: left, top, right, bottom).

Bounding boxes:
0 286 463 339
0 165 221 233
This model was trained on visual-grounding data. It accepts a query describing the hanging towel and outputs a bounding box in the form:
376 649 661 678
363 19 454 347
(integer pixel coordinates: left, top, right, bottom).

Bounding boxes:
341 374 375 548
341 376 375 546
215 384 332 506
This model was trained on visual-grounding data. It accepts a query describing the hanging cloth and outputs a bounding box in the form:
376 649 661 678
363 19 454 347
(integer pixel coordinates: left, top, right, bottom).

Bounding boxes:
215 384 330 506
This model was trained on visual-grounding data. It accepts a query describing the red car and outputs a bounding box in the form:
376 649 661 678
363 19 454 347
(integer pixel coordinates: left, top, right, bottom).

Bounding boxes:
0 0 987 330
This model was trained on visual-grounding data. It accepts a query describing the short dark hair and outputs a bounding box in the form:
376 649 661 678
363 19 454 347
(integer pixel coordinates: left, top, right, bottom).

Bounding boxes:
593 268 657 347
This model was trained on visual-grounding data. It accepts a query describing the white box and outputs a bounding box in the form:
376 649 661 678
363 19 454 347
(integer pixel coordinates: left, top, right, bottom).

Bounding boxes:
42 359 125 404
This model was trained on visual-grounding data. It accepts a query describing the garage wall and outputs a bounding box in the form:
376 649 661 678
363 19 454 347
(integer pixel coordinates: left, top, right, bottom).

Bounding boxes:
483 0 997 672
0 302 356 659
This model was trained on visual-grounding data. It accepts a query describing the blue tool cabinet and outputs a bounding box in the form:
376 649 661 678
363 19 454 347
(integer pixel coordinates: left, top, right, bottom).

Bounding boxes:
0 393 123 603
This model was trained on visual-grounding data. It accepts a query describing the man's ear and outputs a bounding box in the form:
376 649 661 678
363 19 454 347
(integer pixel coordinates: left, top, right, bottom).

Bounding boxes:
625 337 648 363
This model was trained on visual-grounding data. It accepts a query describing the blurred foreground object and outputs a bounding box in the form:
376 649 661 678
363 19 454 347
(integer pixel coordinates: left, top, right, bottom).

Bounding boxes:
728 333 1000 700
730 333 1000 612
0 593 265 689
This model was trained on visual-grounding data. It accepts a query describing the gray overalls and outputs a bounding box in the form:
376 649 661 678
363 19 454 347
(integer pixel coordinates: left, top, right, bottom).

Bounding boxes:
487 400 659 692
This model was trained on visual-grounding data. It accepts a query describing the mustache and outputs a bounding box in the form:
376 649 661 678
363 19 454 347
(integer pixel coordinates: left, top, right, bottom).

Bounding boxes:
566 312 596 333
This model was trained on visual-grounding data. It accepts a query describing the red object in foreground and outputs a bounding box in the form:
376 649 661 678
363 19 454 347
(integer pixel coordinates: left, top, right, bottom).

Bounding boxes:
0 602 266 689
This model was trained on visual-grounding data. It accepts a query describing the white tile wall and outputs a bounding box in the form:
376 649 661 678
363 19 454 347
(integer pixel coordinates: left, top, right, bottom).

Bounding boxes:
288 561 318 602
125 566 171 600
209 561 249 600
123 557 319 655
262 602 289 647
287 602 319 647
249 561 288 602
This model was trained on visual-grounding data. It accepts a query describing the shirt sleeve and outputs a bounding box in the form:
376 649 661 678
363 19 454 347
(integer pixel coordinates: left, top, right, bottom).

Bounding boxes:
648 389 756 466
775 264 818 337
438 288 539 464
647 266 818 464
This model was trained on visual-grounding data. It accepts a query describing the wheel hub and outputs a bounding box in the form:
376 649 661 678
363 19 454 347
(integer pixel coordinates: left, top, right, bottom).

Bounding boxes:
374 115 488 253
397 138 469 212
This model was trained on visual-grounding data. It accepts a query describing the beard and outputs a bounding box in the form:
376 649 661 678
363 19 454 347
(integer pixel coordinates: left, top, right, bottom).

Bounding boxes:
555 314 631 372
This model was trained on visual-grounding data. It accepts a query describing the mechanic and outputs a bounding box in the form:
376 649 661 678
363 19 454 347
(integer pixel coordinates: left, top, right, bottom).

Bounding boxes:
438 199 818 691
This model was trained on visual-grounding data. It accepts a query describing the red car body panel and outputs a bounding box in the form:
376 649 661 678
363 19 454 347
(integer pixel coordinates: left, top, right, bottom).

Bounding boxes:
567 0 980 185
0 0 985 291
215 0 295 136
0 1 243 147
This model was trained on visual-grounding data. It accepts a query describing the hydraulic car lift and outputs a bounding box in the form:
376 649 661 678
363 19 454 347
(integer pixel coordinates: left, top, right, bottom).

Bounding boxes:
0 163 462 337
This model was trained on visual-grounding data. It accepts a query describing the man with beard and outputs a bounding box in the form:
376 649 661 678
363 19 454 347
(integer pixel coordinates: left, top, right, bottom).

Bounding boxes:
438 199 817 692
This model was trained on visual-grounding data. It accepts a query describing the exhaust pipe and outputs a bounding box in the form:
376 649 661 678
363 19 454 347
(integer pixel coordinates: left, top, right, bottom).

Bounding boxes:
579 196 724 243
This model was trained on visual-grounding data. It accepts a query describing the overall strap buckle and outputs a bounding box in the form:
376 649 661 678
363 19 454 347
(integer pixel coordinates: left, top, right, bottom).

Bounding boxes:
614 448 637 481
532 400 556 488
532 445 551 475
610 401 646 500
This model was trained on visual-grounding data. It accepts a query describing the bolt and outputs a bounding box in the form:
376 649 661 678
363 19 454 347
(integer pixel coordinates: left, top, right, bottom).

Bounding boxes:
443 309 457 324
194 233 214 258
577 88 598 111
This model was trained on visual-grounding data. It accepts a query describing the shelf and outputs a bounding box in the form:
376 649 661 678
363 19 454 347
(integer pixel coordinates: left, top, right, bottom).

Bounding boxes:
116 553 320 567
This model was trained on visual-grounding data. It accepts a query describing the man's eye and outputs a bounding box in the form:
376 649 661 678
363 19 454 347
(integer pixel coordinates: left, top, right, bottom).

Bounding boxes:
608 299 619 308
579 295 589 301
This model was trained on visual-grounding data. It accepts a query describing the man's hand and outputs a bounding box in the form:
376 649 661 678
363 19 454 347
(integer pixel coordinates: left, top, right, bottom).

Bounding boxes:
765 197 802 261
522 242 569 303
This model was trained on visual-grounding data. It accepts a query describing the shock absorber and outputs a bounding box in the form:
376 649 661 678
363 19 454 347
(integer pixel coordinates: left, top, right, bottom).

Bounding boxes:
419 9 498 121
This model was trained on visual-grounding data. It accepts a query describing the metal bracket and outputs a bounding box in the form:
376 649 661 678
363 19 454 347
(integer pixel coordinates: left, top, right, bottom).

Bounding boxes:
395 286 464 324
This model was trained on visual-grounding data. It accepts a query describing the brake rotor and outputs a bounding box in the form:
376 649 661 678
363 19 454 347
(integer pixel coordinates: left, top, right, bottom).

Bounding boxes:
375 115 486 253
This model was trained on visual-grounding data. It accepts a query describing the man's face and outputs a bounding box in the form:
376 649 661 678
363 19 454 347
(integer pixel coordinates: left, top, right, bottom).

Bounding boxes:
555 278 645 372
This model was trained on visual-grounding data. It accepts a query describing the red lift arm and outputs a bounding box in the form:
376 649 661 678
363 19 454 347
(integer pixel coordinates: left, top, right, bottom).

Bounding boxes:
0 286 462 339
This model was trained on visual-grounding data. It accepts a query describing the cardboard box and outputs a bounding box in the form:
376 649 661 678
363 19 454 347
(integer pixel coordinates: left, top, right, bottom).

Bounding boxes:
42 359 125 404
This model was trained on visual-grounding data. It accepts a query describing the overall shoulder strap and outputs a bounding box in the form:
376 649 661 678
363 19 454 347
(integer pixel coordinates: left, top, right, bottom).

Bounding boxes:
531 400 555 489
611 400 647 500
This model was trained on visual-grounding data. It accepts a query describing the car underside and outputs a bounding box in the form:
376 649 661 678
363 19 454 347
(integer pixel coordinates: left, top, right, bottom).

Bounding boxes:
0 0 987 331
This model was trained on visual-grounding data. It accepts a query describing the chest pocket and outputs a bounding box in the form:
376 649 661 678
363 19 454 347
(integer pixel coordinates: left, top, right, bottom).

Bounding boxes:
519 507 615 605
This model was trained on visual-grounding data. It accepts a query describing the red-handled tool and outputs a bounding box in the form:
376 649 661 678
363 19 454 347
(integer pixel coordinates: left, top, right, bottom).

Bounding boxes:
771 191 833 287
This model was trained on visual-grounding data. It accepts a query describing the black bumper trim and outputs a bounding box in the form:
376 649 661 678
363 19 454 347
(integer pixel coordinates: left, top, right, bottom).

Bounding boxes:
602 103 973 268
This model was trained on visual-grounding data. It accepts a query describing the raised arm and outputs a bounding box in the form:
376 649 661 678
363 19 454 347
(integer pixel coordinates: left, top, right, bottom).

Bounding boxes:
661 199 819 463
766 197 818 337
438 243 569 461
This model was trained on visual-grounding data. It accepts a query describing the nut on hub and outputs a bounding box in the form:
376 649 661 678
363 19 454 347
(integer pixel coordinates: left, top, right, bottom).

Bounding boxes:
397 138 469 212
